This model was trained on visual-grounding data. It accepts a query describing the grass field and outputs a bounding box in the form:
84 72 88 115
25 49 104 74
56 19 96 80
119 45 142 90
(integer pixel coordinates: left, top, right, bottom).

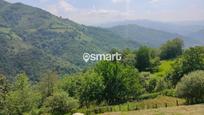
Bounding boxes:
101 104 204 115
79 96 185 114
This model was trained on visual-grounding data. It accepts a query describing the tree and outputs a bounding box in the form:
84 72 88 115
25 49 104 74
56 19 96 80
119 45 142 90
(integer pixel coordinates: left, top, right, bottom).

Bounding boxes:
42 91 79 115
146 78 157 93
38 71 59 98
167 46 204 86
4 73 40 114
121 48 136 67
160 38 183 60
135 46 151 72
60 74 85 99
135 46 159 72
80 71 104 106
0 74 10 114
95 61 143 104
176 71 204 104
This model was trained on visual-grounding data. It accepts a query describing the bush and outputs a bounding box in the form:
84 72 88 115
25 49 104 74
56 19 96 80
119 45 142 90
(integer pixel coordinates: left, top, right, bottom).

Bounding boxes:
138 92 160 100
176 70 204 104
161 89 176 97
42 91 79 115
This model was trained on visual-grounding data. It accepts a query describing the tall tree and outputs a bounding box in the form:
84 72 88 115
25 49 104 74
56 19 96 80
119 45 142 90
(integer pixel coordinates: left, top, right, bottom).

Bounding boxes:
160 38 183 60
0 74 10 114
135 46 151 72
4 73 40 114
38 71 59 98
80 71 104 106
95 61 143 104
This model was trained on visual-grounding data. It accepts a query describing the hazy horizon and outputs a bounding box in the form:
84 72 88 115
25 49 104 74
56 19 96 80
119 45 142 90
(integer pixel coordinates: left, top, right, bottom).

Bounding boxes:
4 0 204 25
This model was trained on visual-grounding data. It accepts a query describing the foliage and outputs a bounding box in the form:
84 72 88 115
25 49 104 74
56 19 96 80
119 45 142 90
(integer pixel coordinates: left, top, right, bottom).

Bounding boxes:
79 96 185 114
160 38 183 60
167 46 204 86
109 24 179 47
135 46 152 72
38 71 59 98
135 46 160 72
0 4 204 113
1 43 204 114
41 91 79 115
176 70 204 104
121 48 136 67
79 71 104 106
95 61 143 104
0 0 139 80
60 74 85 99
0 74 10 114
3 73 40 115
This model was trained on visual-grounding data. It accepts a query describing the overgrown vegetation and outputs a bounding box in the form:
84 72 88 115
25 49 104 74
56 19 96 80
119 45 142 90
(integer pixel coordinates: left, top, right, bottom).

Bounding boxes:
1 38 204 114
1 1 204 115
176 71 204 104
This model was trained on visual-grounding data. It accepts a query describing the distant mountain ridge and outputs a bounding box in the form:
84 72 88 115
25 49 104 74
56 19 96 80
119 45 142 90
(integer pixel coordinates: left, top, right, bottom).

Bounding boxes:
101 20 204 47
100 20 204 36
109 24 181 47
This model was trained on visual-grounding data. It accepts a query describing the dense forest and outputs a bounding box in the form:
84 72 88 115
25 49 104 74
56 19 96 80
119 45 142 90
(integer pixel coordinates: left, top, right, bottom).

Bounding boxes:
1 38 204 115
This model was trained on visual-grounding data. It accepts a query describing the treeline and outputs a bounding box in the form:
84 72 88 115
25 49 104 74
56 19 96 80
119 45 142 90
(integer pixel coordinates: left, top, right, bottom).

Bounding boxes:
1 38 204 115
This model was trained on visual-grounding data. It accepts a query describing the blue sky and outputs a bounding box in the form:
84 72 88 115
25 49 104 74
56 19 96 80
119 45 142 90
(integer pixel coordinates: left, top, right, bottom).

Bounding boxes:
5 0 204 25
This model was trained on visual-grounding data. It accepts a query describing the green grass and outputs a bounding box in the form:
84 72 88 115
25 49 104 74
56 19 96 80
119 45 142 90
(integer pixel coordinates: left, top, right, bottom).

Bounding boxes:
153 60 174 78
78 96 185 114
102 104 204 115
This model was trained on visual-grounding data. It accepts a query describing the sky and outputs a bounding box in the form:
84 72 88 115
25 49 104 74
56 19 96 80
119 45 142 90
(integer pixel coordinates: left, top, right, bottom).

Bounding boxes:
5 0 204 25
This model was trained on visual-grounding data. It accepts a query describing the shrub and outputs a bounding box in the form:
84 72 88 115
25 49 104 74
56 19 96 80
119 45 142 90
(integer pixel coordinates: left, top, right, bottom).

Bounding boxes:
161 89 176 97
138 92 160 100
42 91 79 115
176 70 204 104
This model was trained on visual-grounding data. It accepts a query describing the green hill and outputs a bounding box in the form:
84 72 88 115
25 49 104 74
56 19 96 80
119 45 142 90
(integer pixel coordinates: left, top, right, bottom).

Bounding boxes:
109 24 180 47
0 0 139 80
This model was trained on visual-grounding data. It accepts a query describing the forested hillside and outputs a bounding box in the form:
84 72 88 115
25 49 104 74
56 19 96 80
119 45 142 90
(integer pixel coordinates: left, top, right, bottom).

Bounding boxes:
109 24 180 47
0 0 139 80
1 38 204 115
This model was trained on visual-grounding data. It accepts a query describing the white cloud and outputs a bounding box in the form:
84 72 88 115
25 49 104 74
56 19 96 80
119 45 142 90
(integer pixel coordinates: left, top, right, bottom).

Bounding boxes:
45 0 76 17
47 5 59 16
58 0 76 12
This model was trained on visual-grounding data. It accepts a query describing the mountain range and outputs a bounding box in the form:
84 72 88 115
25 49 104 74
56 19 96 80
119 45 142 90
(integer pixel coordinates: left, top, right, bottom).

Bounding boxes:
100 20 204 47
0 0 203 80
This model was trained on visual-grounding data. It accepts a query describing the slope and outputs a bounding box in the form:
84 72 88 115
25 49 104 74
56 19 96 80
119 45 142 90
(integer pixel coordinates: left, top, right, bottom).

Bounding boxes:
0 0 139 80
109 24 180 47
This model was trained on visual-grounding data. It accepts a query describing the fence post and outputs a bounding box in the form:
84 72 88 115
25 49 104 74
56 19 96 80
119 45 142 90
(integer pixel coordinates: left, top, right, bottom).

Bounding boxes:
165 103 167 108
176 100 179 106
135 105 138 110
119 105 121 111
127 104 130 111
